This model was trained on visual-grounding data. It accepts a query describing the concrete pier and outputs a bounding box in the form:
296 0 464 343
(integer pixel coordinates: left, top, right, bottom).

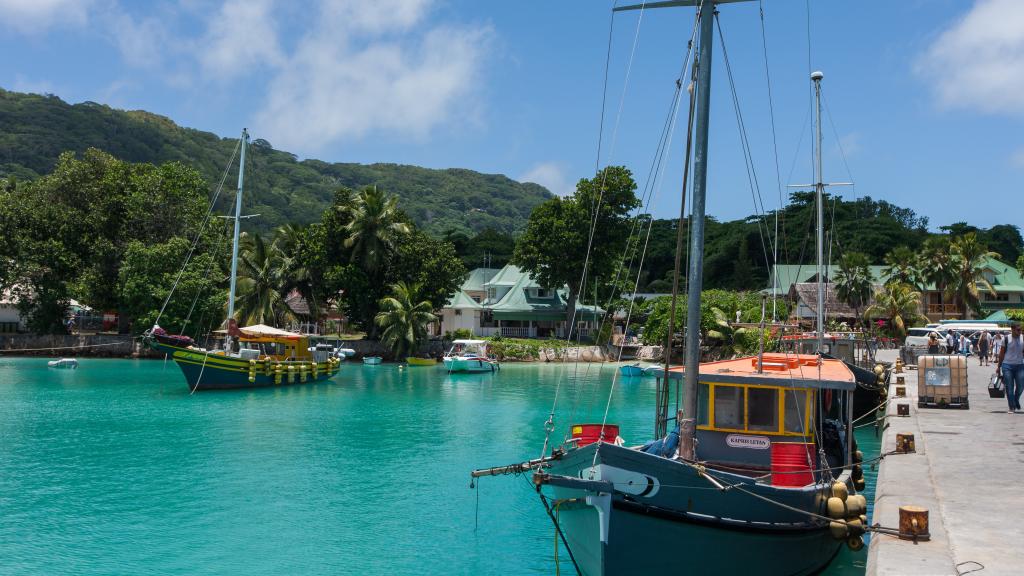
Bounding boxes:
868 349 1024 576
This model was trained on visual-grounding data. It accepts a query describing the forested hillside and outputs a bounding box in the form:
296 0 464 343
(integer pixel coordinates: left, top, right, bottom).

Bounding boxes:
0 88 551 235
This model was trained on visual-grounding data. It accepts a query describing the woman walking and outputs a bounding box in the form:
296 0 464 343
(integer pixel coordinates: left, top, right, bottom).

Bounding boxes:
978 331 990 366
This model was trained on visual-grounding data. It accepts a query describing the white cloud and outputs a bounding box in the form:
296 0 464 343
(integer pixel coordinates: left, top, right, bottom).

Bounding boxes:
254 1 490 152
836 132 861 158
198 0 283 78
0 0 91 33
519 162 574 197
106 11 171 69
918 0 1024 116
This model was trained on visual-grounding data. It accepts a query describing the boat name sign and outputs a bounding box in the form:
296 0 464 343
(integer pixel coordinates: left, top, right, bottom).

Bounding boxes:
725 434 771 450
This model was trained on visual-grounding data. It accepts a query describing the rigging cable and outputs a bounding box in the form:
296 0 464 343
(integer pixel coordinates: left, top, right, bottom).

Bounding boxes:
759 0 786 320
542 0 649 460
153 138 241 329
715 13 773 281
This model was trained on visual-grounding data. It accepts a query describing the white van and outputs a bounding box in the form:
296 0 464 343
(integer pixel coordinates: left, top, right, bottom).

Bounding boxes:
905 327 944 351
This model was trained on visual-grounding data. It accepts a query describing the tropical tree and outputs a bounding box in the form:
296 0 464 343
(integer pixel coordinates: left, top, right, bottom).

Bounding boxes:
883 246 922 290
865 283 927 338
375 282 437 359
919 236 957 318
948 232 999 315
834 252 873 328
513 166 640 325
344 186 411 276
233 233 293 326
273 223 319 317
706 307 748 357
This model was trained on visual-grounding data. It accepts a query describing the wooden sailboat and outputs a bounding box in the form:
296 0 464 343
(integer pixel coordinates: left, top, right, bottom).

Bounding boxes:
473 2 865 574
146 130 341 391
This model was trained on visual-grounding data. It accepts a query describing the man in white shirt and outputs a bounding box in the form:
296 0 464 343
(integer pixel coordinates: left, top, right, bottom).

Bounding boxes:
997 323 1024 413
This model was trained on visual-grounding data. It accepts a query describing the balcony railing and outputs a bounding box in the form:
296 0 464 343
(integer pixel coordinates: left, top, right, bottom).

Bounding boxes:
926 303 962 315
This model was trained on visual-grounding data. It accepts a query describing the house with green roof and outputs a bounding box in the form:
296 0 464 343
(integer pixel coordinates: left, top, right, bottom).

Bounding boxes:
440 264 603 339
767 256 1024 323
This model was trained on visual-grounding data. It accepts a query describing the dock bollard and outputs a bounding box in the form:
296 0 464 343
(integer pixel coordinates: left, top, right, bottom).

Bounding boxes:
898 506 930 541
896 433 915 454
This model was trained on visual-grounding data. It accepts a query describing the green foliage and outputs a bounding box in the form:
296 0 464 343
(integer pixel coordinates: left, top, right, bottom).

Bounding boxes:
0 89 551 236
486 336 567 361
118 239 223 336
641 290 787 347
834 251 873 325
0 149 212 333
375 282 436 359
865 283 926 337
1006 309 1024 322
444 328 474 341
513 166 640 322
948 232 999 316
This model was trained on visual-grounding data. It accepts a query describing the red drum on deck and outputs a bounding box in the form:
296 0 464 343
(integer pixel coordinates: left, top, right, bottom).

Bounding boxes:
770 442 816 487
571 424 620 447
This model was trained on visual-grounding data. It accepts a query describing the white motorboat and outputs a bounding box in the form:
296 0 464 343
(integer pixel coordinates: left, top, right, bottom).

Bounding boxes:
48 358 78 369
443 339 498 373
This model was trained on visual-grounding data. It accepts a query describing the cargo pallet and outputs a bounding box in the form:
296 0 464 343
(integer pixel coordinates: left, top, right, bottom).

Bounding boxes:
918 396 969 410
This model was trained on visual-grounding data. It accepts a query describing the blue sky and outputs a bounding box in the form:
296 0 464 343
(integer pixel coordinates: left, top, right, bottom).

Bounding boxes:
0 0 1020 231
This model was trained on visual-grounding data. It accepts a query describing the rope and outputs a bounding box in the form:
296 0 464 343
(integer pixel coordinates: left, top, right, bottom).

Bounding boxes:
759 0 785 320
154 138 240 328
190 351 211 395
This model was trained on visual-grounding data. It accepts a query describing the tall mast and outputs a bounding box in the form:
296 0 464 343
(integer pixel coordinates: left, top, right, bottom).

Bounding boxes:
812 72 824 353
227 129 249 323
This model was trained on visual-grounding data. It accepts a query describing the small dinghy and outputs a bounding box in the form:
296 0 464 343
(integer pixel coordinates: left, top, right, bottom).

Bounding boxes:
48 358 78 369
363 356 382 365
619 363 645 377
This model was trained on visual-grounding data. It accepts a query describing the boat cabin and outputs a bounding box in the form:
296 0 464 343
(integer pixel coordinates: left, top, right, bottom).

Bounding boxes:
216 324 315 362
446 339 489 358
661 354 856 476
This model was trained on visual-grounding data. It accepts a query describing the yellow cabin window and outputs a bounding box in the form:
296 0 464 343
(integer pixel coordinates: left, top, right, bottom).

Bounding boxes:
700 382 813 437
746 387 778 432
714 385 743 429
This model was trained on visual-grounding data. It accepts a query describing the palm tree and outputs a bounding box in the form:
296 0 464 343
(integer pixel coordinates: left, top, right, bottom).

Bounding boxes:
344 186 411 276
233 233 294 326
834 252 873 328
883 246 921 290
948 232 999 316
919 236 957 318
375 281 436 360
865 283 927 338
706 307 748 358
273 223 319 318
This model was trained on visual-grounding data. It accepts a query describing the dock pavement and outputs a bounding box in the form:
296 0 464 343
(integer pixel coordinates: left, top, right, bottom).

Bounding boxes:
867 349 1024 576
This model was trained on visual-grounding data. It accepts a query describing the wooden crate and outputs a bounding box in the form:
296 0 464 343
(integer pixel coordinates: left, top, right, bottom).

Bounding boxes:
917 355 969 409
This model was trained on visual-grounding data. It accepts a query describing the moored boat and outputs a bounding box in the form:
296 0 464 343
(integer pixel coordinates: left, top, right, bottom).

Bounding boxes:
443 339 498 373
405 357 436 366
47 358 78 369
144 129 341 392
363 356 383 365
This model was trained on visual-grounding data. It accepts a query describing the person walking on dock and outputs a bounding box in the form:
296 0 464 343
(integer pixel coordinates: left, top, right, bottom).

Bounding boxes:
947 331 957 354
978 331 990 366
928 332 940 354
997 323 1024 413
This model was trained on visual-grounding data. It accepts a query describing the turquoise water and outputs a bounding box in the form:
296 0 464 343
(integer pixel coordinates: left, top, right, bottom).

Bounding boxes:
0 358 878 575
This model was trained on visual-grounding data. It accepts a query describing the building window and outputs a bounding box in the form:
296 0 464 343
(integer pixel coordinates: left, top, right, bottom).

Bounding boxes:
455 310 462 316
984 293 1009 302
471 295 482 303
487 288 496 301
536 288 551 298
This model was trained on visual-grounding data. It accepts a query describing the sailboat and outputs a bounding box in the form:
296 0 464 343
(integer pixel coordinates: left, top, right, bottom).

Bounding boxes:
146 130 341 391
472 2 865 574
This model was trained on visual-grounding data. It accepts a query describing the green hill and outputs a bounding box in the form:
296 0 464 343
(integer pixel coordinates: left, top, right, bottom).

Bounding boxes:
0 88 551 235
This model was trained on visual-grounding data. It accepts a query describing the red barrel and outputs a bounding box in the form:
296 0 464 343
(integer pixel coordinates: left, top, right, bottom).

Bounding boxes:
770 442 816 487
571 424 620 447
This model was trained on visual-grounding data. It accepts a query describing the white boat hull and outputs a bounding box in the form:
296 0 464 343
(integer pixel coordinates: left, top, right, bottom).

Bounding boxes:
443 357 497 372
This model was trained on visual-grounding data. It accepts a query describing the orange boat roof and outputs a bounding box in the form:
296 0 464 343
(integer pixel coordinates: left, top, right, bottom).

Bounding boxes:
660 354 856 390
